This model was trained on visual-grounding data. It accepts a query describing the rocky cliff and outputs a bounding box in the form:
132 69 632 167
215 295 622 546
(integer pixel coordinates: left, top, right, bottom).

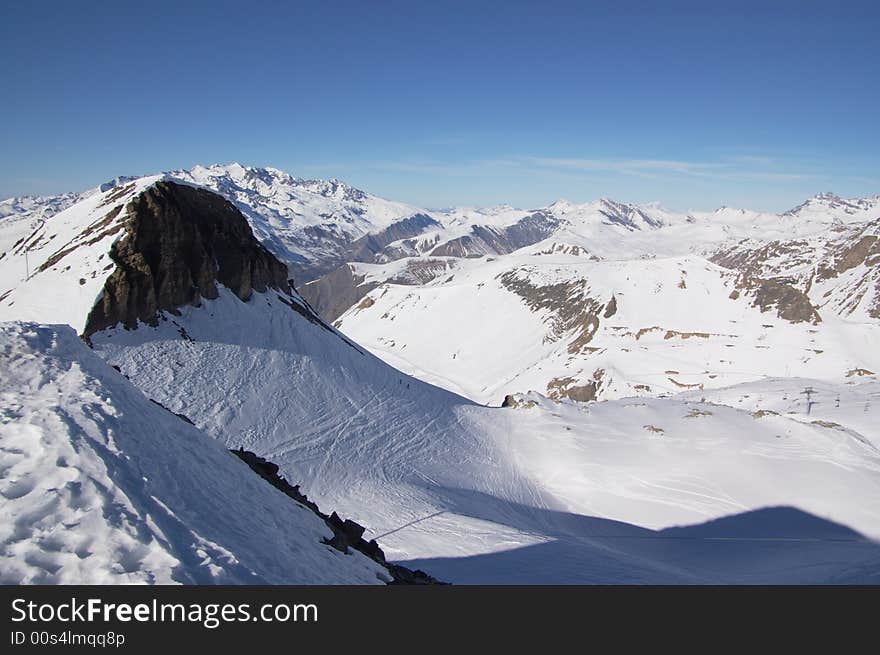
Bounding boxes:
85 181 291 336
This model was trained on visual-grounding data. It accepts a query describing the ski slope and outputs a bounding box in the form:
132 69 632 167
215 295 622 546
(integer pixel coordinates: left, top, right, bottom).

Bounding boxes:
0 322 388 584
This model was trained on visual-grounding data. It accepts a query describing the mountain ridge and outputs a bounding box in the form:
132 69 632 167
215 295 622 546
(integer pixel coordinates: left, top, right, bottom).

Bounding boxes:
5 163 877 279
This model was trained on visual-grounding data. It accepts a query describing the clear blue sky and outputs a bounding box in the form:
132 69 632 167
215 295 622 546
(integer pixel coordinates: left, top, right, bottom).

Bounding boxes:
1 0 877 211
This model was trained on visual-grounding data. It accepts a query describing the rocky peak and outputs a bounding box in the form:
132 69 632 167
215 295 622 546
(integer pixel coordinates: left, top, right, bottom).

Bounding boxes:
595 198 642 230
783 191 866 218
84 181 291 336
299 178 368 202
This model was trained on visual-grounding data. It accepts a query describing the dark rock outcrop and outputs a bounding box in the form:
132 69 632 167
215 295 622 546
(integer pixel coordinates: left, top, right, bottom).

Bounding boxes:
748 277 822 324
500 394 537 409
603 294 618 318
231 448 445 585
500 270 605 353
84 181 290 336
817 234 879 280
546 368 606 403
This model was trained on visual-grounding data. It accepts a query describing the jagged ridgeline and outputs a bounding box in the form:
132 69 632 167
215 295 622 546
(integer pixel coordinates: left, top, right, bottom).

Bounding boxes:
85 181 291 336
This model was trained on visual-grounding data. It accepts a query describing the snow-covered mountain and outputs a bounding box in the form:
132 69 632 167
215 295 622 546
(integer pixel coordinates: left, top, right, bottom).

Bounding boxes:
0 163 438 287
335 246 880 406
324 192 880 408
2 170 880 584
168 163 439 283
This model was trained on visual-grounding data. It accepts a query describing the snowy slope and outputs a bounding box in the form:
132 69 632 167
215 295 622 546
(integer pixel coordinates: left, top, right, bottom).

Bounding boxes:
87 283 880 583
322 187 879 411
336 250 880 406
0 177 143 254
0 193 88 255
0 176 163 332
0 322 388 584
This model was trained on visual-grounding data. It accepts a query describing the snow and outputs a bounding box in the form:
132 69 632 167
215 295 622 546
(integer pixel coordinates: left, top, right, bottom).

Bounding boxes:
436 204 531 229
0 322 388 585
2 168 880 584
84 286 880 583
167 163 428 271
338 252 880 406
0 175 162 333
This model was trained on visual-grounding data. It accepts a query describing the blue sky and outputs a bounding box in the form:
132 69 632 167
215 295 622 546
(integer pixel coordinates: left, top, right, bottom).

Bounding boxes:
1 0 877 211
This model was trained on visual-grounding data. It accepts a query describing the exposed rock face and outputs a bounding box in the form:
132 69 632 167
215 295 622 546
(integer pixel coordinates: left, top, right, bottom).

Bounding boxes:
817 234 879 280
711 239 814 276
603 294 618 318
710 242 822 324
500 394 537 409
499 270 605 354
815 228 880 319
748 277 822 324
385 258 456 285
546 368 606 403
503 210 564 247
710 218 880 322
425 234 483 258
84 182 290 336
596 198 663 229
